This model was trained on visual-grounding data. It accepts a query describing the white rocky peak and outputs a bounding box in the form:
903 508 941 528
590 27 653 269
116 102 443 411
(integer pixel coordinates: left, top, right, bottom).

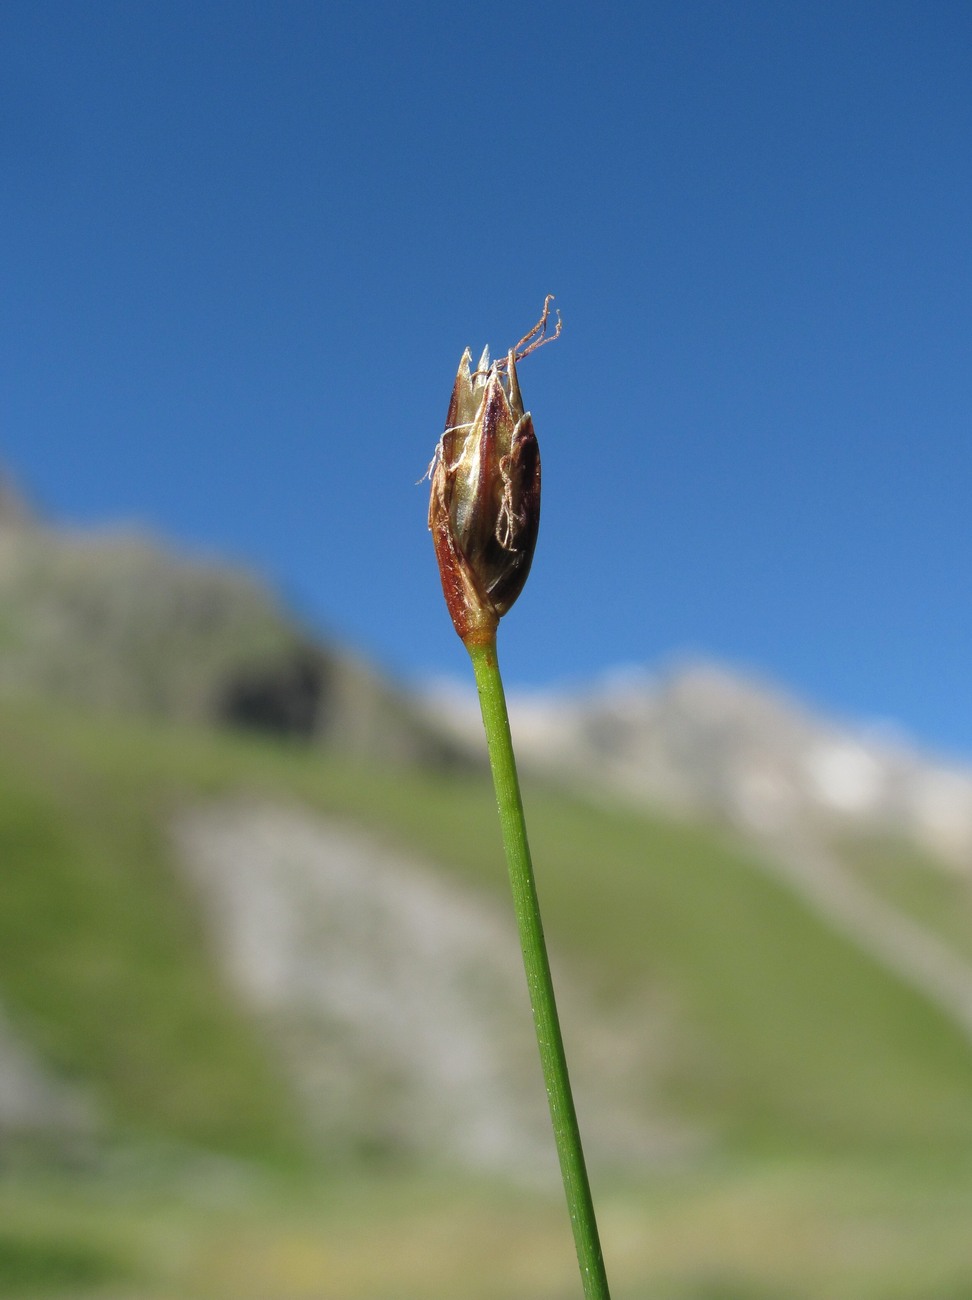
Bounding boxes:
419 660 972 871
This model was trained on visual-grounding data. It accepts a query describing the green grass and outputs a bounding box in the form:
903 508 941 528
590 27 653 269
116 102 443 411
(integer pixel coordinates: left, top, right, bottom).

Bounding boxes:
0 1233 125 1295
841 833 972 964
2 1159 972 1299
0 705 304 1164
4 698 972 1165
5 699 972 1295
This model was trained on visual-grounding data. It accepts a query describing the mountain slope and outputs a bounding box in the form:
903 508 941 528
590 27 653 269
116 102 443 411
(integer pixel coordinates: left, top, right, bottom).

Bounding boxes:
4 698 972 1173
0 702 305 1165
0 478 455 766
422 662 972 864
423 661 972 1058
4 475 972 1177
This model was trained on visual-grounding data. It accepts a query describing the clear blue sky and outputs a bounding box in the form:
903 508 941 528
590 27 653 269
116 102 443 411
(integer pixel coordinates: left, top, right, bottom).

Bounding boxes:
3 2 971 756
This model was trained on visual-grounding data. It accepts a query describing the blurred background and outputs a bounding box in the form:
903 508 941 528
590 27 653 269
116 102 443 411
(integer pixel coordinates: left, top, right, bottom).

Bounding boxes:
2 2 972 1296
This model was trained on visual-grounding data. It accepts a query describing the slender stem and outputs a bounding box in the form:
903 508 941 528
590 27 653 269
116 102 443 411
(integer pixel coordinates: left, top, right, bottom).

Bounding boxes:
467 636 611 1300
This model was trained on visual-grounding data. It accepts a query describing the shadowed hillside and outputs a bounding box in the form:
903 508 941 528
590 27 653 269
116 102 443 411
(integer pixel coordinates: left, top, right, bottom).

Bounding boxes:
0 471 456 767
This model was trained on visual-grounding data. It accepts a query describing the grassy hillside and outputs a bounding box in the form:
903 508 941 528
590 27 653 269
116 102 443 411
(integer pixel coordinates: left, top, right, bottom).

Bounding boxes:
4 697 972 1167
4 699 972 1297
842 833 972 966
0 513 458 768
4 1161 972 1300
0 704 304 1164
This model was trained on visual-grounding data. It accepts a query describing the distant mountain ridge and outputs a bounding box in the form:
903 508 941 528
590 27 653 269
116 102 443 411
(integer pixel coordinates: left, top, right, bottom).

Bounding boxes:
0 468 456 767
4 466 969 868
422 662 972 871
5 463 969 867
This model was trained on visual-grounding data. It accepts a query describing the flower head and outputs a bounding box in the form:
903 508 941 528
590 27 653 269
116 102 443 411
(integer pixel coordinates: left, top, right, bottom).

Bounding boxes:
428 342 542 645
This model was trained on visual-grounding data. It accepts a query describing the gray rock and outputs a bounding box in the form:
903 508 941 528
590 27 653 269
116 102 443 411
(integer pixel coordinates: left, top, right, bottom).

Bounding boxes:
0 1004 97 1157
172 801 693 1179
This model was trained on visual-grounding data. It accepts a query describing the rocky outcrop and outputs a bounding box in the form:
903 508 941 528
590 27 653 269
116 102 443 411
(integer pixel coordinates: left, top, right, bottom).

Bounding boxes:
0 475 460 766
0 1005 96 1162
422 662 972 870
172 801 694 1178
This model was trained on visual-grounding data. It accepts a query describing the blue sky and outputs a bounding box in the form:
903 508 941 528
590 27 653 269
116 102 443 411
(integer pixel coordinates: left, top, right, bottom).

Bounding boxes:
3 2 971 756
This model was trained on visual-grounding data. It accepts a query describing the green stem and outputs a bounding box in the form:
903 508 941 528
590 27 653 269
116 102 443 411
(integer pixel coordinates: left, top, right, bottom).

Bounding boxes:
467 636 611 1300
